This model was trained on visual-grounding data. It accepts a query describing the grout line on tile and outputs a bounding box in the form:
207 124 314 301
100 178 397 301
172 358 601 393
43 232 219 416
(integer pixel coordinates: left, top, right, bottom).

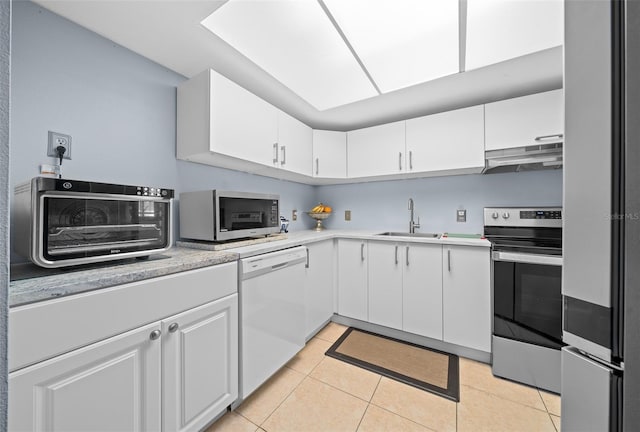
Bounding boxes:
254 374 308 427
372 404 440 432
549 413 559 432
369 375 382 402
306 354 326 376
235 411 260 429
306 370 382 403
460 384 549 414
455 394 458 432
537 388 551 413
355 403 371 431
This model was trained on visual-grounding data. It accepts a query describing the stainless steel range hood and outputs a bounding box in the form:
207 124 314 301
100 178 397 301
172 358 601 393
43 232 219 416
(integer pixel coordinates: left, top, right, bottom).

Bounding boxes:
482 142 563 174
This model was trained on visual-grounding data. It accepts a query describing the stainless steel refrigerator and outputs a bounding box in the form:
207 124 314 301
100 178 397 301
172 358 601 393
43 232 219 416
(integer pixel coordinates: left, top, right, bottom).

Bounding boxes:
563 0 640 430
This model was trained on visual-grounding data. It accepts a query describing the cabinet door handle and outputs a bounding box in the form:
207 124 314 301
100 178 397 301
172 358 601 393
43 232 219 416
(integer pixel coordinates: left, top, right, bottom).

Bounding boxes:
409 151 413 170
399 152 403 171
447 250 451 272
534 134 563 142
406 246 410 266
273 143 279 164
361 243 365 261
305 247 310 268
168 323 179 333
395 245 398 265
150 329 162 341
280 146 286 165
316 158 319 175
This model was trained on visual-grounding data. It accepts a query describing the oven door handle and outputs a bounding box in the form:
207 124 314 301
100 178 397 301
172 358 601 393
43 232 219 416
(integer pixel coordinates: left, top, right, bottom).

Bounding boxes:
492 251 563 266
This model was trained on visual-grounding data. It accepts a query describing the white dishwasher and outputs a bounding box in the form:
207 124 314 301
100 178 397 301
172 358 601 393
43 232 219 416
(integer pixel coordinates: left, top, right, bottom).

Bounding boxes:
239 246 307 399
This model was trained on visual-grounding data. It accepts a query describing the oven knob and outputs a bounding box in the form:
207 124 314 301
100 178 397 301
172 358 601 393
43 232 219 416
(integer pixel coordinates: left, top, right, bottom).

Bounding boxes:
502 212 510 219
491 212 499 219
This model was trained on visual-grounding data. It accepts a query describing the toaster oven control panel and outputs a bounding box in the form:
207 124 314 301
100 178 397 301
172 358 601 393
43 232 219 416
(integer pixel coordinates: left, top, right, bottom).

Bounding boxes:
34 177 174 198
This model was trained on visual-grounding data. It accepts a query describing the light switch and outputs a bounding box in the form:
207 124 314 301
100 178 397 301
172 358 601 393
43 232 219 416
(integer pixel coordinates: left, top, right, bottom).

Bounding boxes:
345 210 351 221
457 209 467 222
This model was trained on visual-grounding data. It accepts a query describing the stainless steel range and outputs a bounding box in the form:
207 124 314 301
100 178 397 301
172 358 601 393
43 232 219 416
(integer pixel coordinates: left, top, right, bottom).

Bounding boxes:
484 207 563 393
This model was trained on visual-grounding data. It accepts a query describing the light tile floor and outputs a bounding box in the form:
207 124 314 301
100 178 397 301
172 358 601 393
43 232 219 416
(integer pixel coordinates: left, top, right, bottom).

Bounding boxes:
206 322 561 432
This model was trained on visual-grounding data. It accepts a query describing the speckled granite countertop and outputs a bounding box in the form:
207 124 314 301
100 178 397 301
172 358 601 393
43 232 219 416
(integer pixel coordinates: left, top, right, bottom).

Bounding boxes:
9 247 238 307
225 230 491 259
9 230 490 307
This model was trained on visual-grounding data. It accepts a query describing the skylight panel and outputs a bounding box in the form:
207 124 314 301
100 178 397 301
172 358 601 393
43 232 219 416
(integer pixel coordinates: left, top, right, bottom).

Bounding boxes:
201 0 378 110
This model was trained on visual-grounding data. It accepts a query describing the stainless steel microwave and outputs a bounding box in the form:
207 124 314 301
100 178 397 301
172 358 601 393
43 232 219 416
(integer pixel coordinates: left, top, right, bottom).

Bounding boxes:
179 190 280 242
14 177 174 268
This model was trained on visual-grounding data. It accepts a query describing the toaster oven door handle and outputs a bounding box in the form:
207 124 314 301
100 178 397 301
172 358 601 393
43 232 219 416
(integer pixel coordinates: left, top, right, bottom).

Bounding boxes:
492 251 563 266
49 224 161 237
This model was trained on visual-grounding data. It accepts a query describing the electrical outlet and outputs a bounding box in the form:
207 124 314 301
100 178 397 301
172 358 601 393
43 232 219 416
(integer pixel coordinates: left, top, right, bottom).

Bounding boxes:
47 131 72 160
345 210 351 221
292 209 297 221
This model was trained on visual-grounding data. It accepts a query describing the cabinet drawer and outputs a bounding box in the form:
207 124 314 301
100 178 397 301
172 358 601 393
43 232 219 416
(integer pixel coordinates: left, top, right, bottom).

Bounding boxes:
9 262 237 372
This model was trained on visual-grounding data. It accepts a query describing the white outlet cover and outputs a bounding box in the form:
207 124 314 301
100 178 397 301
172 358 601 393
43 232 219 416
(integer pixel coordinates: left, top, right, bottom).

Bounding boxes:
47 131 72 160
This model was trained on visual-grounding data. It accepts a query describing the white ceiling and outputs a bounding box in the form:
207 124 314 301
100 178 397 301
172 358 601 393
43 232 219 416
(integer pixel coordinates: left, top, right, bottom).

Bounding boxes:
32 0 563 131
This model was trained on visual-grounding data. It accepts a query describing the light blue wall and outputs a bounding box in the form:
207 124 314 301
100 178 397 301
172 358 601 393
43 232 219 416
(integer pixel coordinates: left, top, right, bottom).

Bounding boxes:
316 170 563 234
10 1 316 262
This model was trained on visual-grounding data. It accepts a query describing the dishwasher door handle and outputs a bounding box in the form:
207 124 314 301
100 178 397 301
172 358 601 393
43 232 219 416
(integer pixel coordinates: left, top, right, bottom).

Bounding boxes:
271 262 288 270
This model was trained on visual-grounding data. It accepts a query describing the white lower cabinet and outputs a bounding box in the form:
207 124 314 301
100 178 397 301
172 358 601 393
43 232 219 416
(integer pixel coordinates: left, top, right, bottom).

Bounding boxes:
162 295 238 432
304 240 335 338
368 241 403 329
402 243 443 340
337 239 368 321
442 245 491 352
336 240 490 353
9 264 239 432
368 242 443 338
9 322 162 432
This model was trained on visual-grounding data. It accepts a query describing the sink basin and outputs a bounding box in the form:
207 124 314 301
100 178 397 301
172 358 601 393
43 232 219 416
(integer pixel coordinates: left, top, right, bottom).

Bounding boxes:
376 232 441 239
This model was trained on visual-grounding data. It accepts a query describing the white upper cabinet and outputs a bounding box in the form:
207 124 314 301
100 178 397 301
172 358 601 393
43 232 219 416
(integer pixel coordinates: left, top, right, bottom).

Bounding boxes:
485 89 564 151
177 69 278 168
465 0 563 71
277 111 313 176
313 130 347 178
406 105 485 174
347 121 406 178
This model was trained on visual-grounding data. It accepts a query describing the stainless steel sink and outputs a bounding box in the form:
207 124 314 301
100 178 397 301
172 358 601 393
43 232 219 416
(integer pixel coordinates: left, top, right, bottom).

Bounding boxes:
376 232 441 239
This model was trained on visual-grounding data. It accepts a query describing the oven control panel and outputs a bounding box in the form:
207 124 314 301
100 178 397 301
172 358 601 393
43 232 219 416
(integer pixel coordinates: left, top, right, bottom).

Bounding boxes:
484 207 562 227
520 210 562 220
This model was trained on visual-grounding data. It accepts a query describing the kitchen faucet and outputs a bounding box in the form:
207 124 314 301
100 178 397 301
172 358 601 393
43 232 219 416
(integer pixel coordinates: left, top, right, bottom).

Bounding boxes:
408 198 421 233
